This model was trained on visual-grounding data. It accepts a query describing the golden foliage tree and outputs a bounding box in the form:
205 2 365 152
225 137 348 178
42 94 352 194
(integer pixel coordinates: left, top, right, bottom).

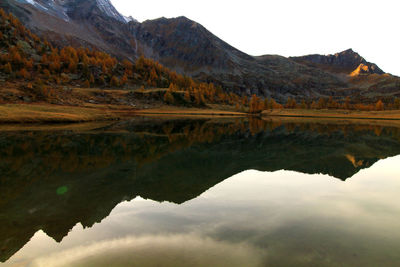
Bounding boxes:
317 98 327 109
89 74 95 85
164 90 174 104
18 68 30 79
110 76 119 87
120 75 128 86
184 90 191 103
83 79 90 88
285 97 297 109
249 94 263 113
376 100 384 111
3 63 12 74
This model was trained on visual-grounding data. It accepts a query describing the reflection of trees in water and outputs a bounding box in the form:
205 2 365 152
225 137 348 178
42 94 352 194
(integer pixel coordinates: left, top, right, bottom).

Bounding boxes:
2 119 400 185
2 118 400 263
1 118 400 209
248 118 400 139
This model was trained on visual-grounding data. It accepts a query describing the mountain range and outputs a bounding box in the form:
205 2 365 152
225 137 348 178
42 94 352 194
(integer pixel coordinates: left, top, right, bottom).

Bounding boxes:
1 0 399 100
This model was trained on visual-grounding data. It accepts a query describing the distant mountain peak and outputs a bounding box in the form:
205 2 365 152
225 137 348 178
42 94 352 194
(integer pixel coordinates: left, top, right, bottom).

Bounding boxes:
94 0 127 23
291 49 384 75
123 15 137 23
340 48 355 53
16 0 136 23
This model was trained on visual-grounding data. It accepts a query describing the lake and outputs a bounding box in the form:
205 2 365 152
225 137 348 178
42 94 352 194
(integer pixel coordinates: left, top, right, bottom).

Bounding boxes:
1 117 400 267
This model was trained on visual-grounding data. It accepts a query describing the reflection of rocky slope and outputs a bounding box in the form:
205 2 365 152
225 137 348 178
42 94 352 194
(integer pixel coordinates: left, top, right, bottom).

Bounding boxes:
1 119 400 262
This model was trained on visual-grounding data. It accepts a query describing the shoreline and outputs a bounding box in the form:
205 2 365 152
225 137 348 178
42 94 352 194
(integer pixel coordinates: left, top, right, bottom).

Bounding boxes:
262 109 400 121
2 103 400 124
0 103 247 124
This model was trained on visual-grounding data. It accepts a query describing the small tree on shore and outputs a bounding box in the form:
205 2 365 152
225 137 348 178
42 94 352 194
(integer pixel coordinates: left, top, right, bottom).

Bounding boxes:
83 79 90 88
249 94 263 113
394 98 400 109
300 100 307 109
164 90 174 105
376 100 384 111
110 76 119 87
184 90 191 103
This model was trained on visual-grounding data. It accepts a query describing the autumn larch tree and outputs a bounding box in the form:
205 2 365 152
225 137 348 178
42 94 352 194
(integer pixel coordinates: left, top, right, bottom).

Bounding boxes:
89 74 95 85
394 98 400 110
83 80 90 88
120 75 128 87
249 94 263 113
110 76 119 87
344 96 351 110
164 90 175 104
3 63 12 74
285 97 297 109
376 100 384 111
184 90 191 103
300 100 307 109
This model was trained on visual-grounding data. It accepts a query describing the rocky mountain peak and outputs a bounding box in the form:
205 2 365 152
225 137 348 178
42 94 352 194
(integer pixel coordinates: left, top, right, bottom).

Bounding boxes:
291 49 384 75
16 0 134 23
93 0 127 22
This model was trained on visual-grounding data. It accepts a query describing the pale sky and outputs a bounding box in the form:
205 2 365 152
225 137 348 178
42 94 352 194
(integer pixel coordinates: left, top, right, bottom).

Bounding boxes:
111 0 399 76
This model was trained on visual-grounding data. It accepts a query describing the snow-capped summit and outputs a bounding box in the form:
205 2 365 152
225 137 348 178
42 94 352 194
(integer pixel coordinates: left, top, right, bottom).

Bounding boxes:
94 0 127 23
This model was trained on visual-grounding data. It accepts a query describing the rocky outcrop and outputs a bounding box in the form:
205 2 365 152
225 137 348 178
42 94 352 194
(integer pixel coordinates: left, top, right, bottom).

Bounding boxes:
350 63 384 76
291 49 384 75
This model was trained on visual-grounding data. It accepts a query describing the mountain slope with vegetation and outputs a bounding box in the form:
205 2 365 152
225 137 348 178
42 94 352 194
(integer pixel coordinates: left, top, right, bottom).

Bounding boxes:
0 8 263 118
2 0 399 102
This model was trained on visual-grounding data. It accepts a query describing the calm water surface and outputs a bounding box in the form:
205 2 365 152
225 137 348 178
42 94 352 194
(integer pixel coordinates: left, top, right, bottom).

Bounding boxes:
1 118 400 267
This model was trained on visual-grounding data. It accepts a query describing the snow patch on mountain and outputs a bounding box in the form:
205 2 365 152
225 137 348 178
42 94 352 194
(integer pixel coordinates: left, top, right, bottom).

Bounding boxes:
17 0 136 23
95 0 127 23
123 15 138 23
17 0 69 21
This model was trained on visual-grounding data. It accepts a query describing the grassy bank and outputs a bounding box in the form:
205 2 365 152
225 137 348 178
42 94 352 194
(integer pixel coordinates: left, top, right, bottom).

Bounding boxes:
262 109 400 120
0 103 246 123
3 103 400 124
133 107 246 117
0 104 122 123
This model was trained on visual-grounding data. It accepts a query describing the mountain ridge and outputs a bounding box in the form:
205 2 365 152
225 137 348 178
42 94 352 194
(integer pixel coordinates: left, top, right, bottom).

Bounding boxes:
291 48 384 75
1 0 399 101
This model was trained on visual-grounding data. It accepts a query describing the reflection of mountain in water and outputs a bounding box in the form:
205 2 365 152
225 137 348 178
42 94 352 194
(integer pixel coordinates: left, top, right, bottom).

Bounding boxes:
1 118 400 262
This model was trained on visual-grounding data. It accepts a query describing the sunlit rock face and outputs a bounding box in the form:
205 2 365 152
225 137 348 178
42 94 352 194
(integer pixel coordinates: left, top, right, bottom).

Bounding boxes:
291 48 384 75
350 63 383 76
